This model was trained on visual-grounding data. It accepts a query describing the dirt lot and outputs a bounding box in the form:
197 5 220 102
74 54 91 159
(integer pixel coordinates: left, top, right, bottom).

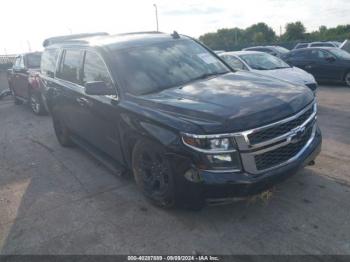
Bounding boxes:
0 71 349 255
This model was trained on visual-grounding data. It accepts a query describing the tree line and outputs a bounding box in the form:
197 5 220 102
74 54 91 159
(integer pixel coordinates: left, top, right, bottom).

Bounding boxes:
198 22 350 51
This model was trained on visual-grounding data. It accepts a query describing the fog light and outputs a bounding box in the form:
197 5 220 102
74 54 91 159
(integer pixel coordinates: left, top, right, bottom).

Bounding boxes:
184 168 201 182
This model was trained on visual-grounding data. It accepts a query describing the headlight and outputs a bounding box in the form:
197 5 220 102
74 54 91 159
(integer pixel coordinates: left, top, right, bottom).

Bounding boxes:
182 134 236 152
182 133 241 171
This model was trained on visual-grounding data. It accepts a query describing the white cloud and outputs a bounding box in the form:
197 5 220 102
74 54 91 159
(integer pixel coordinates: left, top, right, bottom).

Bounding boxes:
1 0 349 54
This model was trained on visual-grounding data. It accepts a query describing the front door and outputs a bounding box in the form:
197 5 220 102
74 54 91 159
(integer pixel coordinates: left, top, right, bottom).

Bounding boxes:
78 50 124 163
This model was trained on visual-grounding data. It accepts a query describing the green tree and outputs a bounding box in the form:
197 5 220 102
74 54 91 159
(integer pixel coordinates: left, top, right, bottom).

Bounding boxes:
282 21 306 41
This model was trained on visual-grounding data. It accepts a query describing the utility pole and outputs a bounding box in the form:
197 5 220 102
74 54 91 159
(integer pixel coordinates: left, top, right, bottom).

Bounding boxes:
280 25 282 37
27 40 32 52
153 4 159 32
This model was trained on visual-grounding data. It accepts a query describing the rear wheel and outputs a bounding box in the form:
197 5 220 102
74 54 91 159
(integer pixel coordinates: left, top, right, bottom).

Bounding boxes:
29 91 46 115
345 72 350 87
52 113 74 147
132 140 176 208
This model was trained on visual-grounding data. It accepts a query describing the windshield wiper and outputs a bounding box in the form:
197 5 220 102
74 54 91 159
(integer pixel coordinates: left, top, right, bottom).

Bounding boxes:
192 71 228 81
273 66 290 69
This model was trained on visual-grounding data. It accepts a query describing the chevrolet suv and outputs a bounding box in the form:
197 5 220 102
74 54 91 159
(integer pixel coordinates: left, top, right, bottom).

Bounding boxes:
42 32 321 209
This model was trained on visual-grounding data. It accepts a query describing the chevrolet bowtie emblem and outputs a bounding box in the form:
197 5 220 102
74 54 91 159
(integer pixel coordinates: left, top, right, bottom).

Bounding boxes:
288 126 306 143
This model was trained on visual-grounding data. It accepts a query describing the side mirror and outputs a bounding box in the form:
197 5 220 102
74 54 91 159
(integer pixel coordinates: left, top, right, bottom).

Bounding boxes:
326 56 336 62
84 81 116 96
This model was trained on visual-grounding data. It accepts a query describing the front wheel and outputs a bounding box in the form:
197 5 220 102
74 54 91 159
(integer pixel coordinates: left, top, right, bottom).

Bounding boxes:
132 140 176 208
52 113 74 147
345 72 350 87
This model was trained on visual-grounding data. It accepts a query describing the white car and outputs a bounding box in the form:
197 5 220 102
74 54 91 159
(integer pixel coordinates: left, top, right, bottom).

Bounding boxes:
220 51 318 92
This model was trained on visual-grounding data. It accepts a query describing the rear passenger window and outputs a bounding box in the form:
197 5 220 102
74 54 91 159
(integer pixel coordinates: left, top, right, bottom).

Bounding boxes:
57 49 83 84
291 50 310 59
82 51 113 89
41 48 59 77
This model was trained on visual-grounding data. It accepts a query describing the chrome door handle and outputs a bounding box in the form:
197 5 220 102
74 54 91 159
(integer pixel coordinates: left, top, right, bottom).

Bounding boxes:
76 97 89 106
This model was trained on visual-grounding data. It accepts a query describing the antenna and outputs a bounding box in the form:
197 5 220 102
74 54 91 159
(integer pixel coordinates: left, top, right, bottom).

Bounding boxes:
171 31 180 39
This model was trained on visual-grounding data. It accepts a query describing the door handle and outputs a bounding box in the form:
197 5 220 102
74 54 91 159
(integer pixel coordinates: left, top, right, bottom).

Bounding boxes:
76 97 90 107
305 65 313 69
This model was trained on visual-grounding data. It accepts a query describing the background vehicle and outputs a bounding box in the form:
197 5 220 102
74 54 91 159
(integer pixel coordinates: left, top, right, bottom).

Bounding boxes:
220 51 317 92
294 41 341 49
242 45 289 58
282 47 350 86
7 52 46 114
43 32 321 209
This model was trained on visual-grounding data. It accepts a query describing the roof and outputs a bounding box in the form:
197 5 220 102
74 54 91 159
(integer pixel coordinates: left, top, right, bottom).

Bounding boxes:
46 32 188 51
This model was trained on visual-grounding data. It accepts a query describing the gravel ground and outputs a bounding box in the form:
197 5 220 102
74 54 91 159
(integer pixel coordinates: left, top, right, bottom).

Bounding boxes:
0 71 349 255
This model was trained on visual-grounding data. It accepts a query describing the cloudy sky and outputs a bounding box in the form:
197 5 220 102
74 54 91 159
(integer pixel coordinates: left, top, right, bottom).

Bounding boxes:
1 0 349 54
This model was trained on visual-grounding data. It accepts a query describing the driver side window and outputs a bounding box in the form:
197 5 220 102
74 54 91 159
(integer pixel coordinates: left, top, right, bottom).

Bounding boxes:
82 51 114 90
222 55 246 70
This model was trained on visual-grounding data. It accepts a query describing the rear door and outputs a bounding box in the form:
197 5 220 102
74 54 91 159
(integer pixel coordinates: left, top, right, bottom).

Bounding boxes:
308 49 343 80
55 48 85 135
285 49 312 71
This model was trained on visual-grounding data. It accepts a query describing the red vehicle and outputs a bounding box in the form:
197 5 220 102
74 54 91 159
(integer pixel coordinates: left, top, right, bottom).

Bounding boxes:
7 52 46 115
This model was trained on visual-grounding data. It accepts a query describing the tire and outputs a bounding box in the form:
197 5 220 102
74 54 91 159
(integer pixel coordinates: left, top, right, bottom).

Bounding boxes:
345 71 350 87
132 140 176 208
29 91 46 115
52 113 74 147
13 96 22 105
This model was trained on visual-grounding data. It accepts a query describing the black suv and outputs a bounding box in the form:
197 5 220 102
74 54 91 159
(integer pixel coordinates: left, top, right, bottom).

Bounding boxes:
42 32 321 209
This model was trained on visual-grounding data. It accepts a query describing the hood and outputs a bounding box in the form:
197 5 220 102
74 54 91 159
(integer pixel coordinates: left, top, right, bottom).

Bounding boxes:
134 72 314 133
251 66 316 86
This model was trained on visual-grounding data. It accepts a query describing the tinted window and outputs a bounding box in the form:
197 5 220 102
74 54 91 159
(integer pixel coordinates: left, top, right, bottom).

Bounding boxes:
221 55 246 70
19 56 25 68
295 44 308 49
290 50 310 59
239 53 290 70
26 53 41 68
274 46 289 53
14 57 21 68
83 51 113 89
41 48 59 77
113 39 229 96
310 50 334 59
310 43 334 47
58 49 83 84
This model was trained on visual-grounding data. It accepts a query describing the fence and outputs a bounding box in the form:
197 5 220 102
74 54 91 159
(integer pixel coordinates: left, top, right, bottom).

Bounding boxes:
0 55 16 71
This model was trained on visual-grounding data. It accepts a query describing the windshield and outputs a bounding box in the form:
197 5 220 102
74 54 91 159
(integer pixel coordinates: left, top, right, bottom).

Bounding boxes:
329 48 350 59
113 39 230 95
274 46 289 53
26 53 41 68
239 53 290 70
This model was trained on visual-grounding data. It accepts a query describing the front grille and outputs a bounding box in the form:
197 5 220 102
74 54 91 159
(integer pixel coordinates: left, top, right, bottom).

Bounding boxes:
305 83 317 91
254 124 313 171
248 105 314 145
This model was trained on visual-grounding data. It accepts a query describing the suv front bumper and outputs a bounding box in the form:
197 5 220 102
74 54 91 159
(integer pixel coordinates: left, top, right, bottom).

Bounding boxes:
179 126 321 200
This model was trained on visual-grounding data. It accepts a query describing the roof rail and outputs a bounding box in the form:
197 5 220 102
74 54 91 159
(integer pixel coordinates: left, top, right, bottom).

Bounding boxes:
43 32 109 47
114 31 164 36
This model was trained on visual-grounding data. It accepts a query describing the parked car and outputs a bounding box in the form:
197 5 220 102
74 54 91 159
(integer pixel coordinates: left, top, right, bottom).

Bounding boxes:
42 32 321 209
7 52 46 115
293 41 341 49
213 50 226 55
242 45 289 58
282 47 350 87
219 51 318 92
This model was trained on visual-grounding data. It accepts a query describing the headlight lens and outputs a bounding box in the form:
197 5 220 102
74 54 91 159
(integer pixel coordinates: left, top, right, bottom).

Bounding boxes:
182 133 241 171
182 135 236 152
